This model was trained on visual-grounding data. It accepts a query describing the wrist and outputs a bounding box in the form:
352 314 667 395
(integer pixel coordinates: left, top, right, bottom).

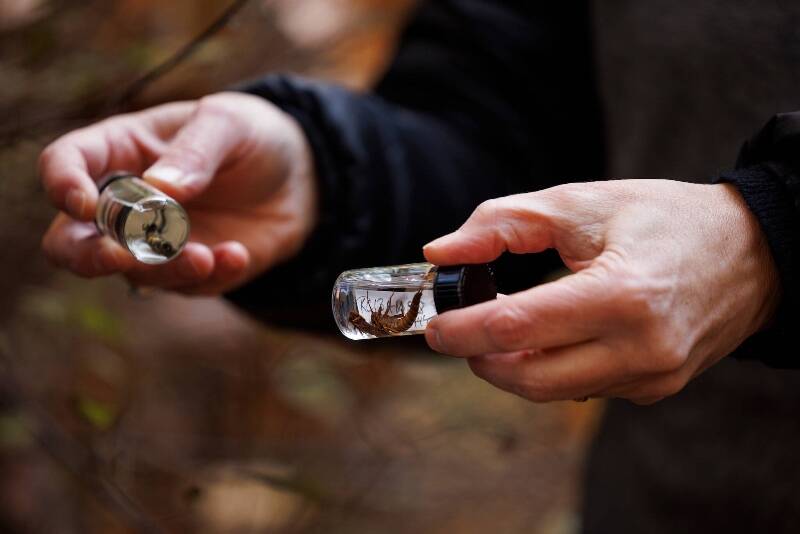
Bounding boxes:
715 183 781 333
284 110 319 246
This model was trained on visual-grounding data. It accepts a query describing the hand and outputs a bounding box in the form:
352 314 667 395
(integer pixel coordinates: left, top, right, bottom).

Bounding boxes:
40 92 316 294
423 180 780 404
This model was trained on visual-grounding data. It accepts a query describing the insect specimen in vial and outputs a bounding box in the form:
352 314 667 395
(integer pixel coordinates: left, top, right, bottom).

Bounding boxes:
332 262 496 340
95 173 189 264
348 289 424 337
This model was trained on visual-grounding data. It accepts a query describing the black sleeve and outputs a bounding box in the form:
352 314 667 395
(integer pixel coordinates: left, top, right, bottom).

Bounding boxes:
225 1 604 325
712 113 800 368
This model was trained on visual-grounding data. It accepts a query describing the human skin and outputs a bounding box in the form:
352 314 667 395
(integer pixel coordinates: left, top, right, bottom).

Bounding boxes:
40 93 780 403
423 181 780 404
40 92 317 294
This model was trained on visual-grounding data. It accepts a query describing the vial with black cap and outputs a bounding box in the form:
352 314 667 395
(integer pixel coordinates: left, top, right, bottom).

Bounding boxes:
332 262 496 340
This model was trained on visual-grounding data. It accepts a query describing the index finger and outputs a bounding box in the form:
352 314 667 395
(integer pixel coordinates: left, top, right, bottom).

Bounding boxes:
39 102 196 221
425 267 611 357
39 133 104 221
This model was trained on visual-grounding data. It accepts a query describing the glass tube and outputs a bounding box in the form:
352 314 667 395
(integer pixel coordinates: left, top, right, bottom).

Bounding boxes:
332 262 496 340
332 263 438 340
95 174 189 264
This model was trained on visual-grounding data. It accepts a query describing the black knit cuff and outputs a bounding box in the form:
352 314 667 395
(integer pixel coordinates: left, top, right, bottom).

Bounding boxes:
713 164 799 367
224 76 345 318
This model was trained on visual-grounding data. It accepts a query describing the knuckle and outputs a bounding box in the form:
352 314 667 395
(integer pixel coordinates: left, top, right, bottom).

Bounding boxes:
172 144 211 171
614 277 655 318
196 94 242 120
194 95 247 134
647 330 689 373
483 305 532 350
540 183 601 217
472 199 499 223
542 183 578 205
607 271 691 373
197 94 231 113
612 271 673 325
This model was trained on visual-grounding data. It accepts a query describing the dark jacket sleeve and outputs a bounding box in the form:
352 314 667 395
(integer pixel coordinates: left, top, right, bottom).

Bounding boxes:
226 1 604 323
713 113 800 368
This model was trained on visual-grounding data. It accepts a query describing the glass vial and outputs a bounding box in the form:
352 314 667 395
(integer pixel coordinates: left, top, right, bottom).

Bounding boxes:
332 262 496 340
95 173 189 264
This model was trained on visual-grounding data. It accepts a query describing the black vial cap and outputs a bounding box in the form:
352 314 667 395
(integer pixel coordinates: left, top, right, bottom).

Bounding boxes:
433 264 497 314
96 171 137 193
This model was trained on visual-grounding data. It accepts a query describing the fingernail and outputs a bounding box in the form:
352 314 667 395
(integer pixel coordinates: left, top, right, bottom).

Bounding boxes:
144 165 186 185
65 190 86 218
423 231 457 251
422 238 441 251
426 326 444 352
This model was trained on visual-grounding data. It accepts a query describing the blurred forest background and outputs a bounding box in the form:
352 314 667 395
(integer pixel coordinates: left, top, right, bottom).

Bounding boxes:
0 1 602 532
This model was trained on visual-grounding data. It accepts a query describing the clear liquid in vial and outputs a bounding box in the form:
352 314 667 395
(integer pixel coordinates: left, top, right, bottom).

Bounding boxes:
95 176 189 264
332 263 438 340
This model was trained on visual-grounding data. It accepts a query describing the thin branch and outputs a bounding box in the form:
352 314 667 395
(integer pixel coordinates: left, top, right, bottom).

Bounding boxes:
113 0 250 111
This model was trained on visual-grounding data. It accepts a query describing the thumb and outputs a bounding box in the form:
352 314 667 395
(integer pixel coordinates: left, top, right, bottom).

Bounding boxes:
143 101 243 202
423 195 555 265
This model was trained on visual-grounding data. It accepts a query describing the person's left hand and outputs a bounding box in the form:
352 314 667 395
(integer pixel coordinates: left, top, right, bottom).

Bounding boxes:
423 180 780 404
39 92 317 294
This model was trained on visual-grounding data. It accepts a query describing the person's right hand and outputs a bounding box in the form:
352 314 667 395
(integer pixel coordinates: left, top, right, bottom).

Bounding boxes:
422 180 779 405
40 92 317 294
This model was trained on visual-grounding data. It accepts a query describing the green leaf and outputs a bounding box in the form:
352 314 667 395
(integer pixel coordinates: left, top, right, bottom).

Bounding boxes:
76 397 117 430
74 303 123 344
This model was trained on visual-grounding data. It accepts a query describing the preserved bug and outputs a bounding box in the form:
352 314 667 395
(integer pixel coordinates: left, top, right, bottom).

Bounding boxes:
348 310 388 337
372 289 424 334
143 210 177 257
332 263 496 340
349 289 424 336
95 173 189 264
